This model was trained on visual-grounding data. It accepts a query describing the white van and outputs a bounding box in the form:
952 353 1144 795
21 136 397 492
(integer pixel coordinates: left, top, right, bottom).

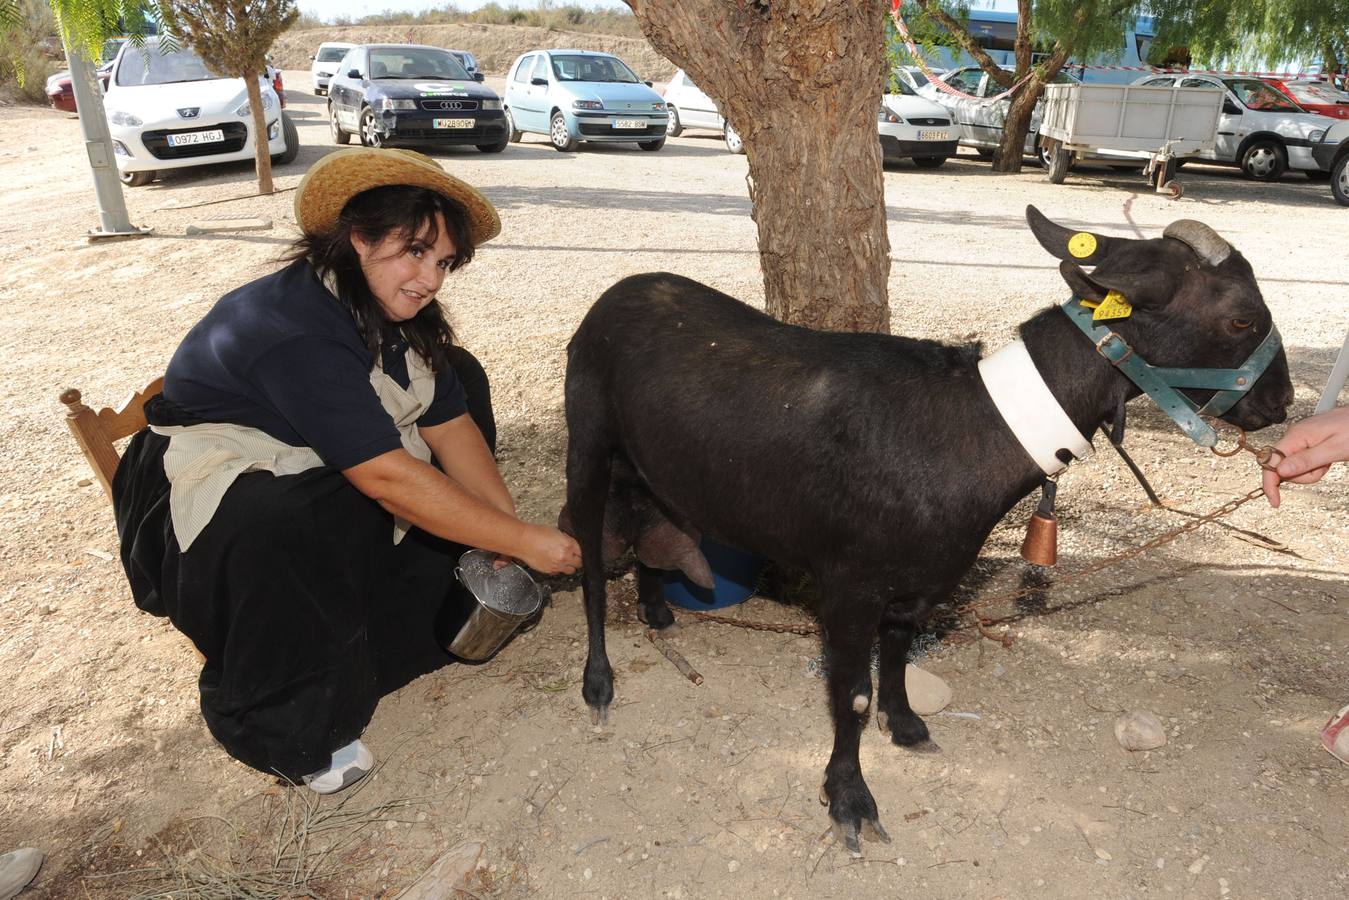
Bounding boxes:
1133 73 1339 180
310 42 355 95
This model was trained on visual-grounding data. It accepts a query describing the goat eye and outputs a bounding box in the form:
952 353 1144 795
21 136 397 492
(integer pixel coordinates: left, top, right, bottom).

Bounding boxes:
1231 318 1253 330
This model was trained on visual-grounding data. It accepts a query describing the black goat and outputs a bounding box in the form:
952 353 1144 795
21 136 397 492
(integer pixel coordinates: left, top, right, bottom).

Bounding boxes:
562 206 1292 852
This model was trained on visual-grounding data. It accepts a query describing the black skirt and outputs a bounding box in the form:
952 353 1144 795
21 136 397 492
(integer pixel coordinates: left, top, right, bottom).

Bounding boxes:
112 348 494 781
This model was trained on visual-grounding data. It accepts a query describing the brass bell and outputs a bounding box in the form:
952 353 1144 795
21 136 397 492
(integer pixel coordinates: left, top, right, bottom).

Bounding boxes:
1020 510 1058 567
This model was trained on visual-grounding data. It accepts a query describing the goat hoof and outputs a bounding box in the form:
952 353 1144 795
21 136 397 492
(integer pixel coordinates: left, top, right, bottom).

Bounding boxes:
831 819 862 855
818 783 829 807
588 705 610 727
876 711 888 733
862 818 891 844
907 738 942 754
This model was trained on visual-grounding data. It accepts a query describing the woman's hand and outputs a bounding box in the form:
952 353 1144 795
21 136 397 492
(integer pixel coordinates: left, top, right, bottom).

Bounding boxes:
1263 406 1349 507
514 524 582 575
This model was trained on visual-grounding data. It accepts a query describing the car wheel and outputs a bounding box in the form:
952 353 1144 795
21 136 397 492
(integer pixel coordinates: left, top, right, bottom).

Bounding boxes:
1035 136 1053 169
639 137 665 151
549 111 577 151
975 148 995 160
1239 139 1287 181
1332 154 1349 206
120 169 155 187
271 111 299 165
360 107 385 148
504 108 522 143
913 156 946 169
724 123 744 154
329 103 350 145
666 105 683 137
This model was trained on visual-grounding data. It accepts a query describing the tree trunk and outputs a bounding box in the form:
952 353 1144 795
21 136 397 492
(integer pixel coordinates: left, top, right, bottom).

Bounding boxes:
627 0 891 334
244 70 275 195
992 82 1043 173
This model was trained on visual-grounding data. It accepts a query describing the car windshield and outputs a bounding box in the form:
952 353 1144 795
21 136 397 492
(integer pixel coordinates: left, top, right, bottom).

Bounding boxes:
100 38 127 64
115 44 218 86
369 48 469 80
1227 78 1301 112
316 46 349 63
888 77 917 96
550 54 639 83
1290 82 1347 104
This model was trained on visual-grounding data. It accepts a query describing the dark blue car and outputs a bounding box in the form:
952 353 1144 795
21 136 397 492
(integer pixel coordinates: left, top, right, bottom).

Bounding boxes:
327 44 508 152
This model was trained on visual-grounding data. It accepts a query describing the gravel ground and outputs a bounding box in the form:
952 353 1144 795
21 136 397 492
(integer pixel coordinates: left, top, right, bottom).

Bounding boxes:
0 72 1346 899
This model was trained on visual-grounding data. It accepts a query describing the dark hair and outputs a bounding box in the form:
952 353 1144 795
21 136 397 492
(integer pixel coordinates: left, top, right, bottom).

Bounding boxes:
284 185 476 374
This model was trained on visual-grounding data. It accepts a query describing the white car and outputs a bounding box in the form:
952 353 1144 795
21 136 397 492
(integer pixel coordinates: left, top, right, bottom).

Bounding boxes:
663 68 955 163
105 37 297 187
919 65 1078 163
878 77 958 167
1133 72 1339 180
310 41 355 95
1311 120 1349 204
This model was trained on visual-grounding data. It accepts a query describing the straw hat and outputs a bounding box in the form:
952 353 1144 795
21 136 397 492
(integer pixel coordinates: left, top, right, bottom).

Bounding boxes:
294 148 501 245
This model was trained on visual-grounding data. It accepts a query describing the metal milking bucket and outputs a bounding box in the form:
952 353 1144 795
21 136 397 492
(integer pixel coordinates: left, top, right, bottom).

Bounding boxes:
447 550 544 661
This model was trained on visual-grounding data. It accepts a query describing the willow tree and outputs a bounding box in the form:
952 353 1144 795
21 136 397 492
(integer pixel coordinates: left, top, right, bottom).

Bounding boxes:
169 0 295 194
1147 0 1349 74
910 0 1146 173
625 0 892 334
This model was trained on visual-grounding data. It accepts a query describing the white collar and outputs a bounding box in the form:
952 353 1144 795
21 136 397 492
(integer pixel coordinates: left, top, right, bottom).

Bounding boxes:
977 340 1094 476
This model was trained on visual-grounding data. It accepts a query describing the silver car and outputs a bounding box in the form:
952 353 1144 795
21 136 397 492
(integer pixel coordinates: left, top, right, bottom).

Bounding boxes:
919 66 1078 163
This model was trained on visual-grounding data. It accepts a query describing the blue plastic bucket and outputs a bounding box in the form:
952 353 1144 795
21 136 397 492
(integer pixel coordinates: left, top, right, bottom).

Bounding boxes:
660 538 764 610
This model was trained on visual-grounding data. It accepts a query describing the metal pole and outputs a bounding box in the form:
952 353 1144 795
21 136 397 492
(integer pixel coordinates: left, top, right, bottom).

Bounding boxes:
62 39 151 240
1314 327 1349 414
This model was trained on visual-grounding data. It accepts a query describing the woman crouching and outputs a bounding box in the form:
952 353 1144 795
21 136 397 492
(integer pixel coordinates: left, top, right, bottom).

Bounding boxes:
114 148 580 793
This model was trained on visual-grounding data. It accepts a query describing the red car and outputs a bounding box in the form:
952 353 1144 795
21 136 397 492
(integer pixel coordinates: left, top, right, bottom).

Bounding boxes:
45 63 113 113
1265 78 1349 120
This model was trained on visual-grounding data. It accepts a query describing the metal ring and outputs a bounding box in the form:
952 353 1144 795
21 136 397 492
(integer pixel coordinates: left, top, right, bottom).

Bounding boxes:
1256 447 1285 472
1208 421 1247 457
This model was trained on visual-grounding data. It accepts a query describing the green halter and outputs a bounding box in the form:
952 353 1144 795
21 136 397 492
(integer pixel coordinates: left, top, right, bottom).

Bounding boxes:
1060 298 1283 448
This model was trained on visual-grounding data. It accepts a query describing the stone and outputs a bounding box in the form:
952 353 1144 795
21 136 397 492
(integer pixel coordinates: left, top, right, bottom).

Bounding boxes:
1114 710 1167 751
399 840 485 900
185 218 273 235
906 664 952 715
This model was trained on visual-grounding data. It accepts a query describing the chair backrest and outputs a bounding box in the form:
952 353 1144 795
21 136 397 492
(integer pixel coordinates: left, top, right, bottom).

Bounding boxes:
59 377 164 500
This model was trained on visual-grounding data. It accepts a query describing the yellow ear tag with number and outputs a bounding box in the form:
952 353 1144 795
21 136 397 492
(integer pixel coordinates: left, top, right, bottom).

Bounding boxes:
1068 232 1098 259
1092 290 1133 321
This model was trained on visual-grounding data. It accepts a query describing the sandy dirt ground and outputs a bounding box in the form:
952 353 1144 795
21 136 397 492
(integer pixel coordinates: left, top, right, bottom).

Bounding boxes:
0 68 1346 899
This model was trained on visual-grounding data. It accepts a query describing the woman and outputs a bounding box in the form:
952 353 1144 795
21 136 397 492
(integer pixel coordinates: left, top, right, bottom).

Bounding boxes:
114 148 580 793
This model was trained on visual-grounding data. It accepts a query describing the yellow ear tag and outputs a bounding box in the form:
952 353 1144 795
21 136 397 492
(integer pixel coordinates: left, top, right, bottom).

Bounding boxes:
1092 290 1133 321
1068 232 1098 259
1078 297 1101 309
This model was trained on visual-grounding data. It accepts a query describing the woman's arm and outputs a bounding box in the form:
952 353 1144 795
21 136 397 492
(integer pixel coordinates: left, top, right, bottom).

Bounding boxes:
342 448 579 574
419 414 516 517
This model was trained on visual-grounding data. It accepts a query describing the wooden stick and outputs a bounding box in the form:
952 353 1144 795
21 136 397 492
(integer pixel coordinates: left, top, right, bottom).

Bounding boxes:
645 629 703 686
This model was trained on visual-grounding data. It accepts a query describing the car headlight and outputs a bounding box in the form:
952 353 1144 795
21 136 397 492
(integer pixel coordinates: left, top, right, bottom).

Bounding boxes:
481 99 502 110
878 107 902 124
573 99 603 110
378 98 418 111
268 119 280 139
235 92 276 117
108 109 142 127
1311 129 1327 142
651 102 666 111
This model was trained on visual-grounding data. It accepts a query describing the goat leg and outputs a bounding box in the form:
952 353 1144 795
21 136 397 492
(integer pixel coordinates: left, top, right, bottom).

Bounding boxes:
567 431 616 726
875 600 941 751
819 598 889 852
634 562 675 630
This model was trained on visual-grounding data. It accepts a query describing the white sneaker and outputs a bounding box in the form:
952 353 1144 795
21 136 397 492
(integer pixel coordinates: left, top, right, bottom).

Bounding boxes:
0 848 42 900
302 739 374 795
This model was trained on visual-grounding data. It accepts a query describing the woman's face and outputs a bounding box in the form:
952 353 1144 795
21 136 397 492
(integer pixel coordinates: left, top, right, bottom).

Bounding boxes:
350 213 458 322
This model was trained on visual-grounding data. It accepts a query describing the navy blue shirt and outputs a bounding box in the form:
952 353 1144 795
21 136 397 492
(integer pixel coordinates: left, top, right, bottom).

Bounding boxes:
164 260 467 469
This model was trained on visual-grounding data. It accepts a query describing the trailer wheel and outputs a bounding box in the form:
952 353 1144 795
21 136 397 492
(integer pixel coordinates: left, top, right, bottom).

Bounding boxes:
1046 145 1071 184
1162 180 1184 200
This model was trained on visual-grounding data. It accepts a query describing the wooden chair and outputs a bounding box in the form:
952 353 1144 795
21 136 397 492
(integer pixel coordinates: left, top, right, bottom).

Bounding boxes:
59 377 164 500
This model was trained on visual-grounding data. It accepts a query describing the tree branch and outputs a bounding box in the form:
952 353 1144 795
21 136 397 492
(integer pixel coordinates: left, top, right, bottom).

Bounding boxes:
914 0 1013 87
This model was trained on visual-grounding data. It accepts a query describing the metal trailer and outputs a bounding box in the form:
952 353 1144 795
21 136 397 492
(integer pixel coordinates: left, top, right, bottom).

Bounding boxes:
1038 83 1223 199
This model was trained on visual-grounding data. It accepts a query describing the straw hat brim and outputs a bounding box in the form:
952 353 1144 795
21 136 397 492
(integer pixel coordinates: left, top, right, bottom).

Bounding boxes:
294 148 501 246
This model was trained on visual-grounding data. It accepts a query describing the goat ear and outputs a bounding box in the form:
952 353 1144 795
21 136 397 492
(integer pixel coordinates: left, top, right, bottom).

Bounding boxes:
1059 260 1174 308
1026 205 1116 265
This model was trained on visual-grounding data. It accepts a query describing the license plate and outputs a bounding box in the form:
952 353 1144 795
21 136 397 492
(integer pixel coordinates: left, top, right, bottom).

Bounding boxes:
434 118 475 129
612 118 645 129
917 130 946 141
167 129 224 147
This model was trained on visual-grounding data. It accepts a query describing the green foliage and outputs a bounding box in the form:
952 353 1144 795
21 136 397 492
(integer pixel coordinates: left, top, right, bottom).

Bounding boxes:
885 0 958 89
170 0 297 77
1148 0 1349 71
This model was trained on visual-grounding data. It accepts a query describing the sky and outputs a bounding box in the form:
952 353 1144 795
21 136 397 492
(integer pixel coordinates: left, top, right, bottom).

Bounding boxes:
297 1 1019 26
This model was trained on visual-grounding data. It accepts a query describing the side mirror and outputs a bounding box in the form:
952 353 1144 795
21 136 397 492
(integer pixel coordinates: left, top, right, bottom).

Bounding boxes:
348 69 361 79
530 77 548 86
309 54 316 61
473 72 484 83
1223 99 1241 115
644 80 653 87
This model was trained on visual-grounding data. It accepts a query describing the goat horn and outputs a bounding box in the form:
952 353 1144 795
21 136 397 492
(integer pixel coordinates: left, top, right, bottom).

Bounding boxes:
1163 220 1232 266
